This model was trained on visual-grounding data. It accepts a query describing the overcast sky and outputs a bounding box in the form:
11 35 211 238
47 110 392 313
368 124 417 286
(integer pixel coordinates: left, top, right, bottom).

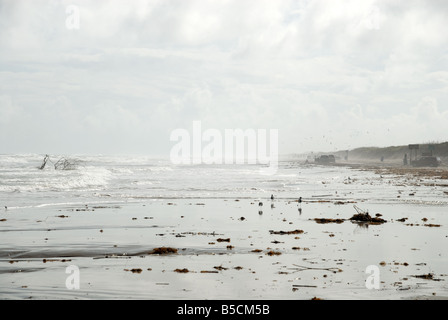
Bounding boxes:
1 0 447 156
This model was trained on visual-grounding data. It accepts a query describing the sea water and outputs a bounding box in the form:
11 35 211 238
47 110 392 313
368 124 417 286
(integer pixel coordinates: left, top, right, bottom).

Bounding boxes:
1 154 447 209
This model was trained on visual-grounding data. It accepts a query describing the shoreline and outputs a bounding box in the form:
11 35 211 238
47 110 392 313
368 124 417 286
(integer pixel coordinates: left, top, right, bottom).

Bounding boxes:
307 160 448 180
1 162 447 300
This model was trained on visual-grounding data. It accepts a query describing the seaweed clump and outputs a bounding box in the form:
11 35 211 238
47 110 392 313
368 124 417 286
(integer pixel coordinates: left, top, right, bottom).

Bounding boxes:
349 206 386 224
349 213 386 224
269 229 304 235
412 273 442 281
149 247 178 255
314 218 345 224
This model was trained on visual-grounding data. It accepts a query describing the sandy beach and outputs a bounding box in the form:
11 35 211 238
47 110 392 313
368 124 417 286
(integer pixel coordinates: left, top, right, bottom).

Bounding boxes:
1 160 447 300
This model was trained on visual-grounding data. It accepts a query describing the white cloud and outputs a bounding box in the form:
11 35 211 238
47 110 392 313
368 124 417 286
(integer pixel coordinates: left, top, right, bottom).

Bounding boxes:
0 0 447 154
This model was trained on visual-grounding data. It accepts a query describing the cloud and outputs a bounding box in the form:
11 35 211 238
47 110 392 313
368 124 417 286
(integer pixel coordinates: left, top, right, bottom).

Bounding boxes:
0 0 447 155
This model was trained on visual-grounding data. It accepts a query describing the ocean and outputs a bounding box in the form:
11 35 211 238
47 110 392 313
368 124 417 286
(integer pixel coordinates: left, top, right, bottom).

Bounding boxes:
1 154 446 209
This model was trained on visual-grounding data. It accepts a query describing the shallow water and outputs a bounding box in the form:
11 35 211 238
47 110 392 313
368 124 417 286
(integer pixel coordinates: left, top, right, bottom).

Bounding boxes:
0 155 447 299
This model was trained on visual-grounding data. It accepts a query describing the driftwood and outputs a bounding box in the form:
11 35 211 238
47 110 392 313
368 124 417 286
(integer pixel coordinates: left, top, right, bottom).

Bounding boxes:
54 157 79 170
39 155 50 170
289 264 342 273
38 155 79 170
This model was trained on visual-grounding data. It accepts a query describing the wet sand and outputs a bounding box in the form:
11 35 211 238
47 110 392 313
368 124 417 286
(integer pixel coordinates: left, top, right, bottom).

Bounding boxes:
1 165 447 300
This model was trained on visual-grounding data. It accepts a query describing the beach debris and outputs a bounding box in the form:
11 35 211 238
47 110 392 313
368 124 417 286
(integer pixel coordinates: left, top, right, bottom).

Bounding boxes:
174 268 190 273
269 229 304 235
0 219 6 222
397 218 408 222
405 223 441 227
39 155 50 169
148 247 178 255
216 238 230 242
292 284 317 288
290 264 342 274
411 273 443 281
251 249 263 253
239 217 245 221
39 155 80 170
214 266 228 271
226 245 234 250
313 218 345 224
201 270 219 274
292 247 310 251
124 268 142 273
266 250 282 256
42 259 71 263
173 231 219 237
349 205 386 224
91 205 121 209
334 201 356 205
71 207 94 212
394 262 409 266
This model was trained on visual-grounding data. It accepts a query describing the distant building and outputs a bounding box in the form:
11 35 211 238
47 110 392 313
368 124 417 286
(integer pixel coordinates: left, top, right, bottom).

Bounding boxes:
411 156 441 167
315 155 336 164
